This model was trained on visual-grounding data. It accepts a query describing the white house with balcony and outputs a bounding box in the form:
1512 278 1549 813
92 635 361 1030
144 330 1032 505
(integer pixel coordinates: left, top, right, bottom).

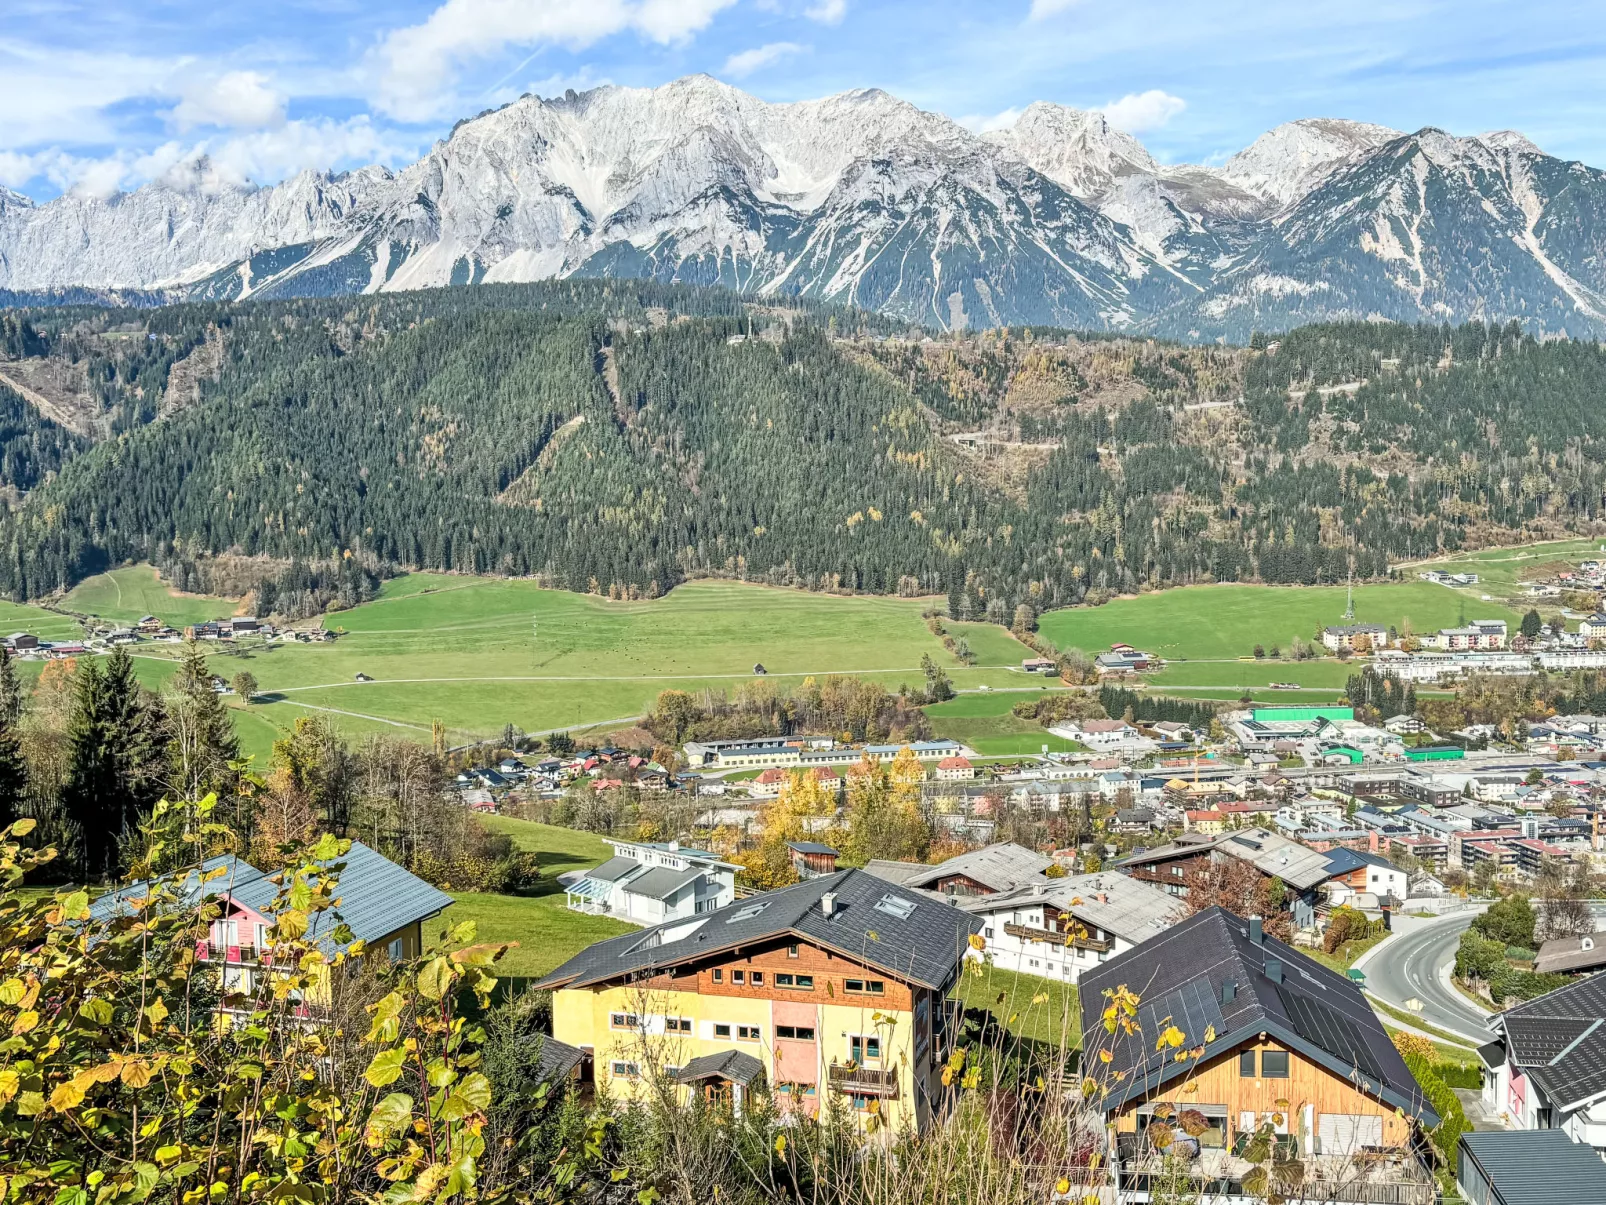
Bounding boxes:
564 839 738 925
956 872 1183 984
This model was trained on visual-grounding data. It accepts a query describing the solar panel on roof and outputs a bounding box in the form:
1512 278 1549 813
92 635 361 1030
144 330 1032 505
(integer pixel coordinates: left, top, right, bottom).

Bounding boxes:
726 901 769 923
1278 987 1382 1079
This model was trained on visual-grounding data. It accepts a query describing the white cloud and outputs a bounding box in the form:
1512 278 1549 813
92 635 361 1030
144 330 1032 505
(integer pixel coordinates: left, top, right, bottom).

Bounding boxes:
1028 0 1079 18
370 0 737 122
170 71 287 132
0 38 178 149
1098 89 1186 133
957 106 1022 133
722 42 807 79
805 0 847 23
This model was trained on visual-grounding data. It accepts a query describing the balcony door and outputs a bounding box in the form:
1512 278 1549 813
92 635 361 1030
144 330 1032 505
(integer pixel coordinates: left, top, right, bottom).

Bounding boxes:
849 1035 882 1066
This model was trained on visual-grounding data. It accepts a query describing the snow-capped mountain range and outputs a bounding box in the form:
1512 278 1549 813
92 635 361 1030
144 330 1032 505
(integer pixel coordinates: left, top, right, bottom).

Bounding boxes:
4 75 1606 338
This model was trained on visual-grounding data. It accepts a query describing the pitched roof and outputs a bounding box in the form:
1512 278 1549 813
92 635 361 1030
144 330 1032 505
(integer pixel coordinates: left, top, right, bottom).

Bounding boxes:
1534 934 1606 975
532 868 981 994
622 866 704 901
1497 974 1606 1109
1077 907 1437 1126
861 859 926 886
587 856 642 883
787 842 839 856
227 841 453 948
673 1050 765 1085
959 872 1183 945
88 853 267 922
89 842 452 951
898 842 1055 892
1458 1129 1606 1205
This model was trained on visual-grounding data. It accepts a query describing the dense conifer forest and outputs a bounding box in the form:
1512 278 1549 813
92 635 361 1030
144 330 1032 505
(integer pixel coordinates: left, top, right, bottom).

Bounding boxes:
0 282 1603 612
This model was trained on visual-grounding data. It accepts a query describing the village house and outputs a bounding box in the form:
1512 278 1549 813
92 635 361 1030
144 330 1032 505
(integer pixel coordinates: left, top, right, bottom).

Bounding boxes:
1081 909 1439 1205
1422 619 1508 651
1318 847 1410 908
1021 657 1058 674
532 870 980 1131
1114 827 1334 929
959 871 1183 984
1578 613 1606 641
89 843 453 1022
1481 973 1606 1153
865 841 1055 899
565 839 738 925
935 755 975 781
1185 808 1229 835
1321 623 1388 652
1457 1130 1606 1205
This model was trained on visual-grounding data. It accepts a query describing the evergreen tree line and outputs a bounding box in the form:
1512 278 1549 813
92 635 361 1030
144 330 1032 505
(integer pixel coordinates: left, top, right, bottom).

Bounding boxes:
1096 685 1217 727
0 292 1603 611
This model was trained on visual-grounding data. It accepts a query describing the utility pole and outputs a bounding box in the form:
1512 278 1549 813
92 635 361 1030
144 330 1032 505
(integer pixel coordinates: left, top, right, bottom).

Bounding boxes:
1342 575 1355 622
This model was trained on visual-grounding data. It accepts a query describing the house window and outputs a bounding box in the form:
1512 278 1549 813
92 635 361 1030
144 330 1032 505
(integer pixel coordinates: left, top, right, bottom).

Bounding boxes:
1143 1104 1227 1149
750 972 763 985
844 978 885 995
712 969 723 983
984 927 994 939
777 1025 817 1041
1239 1050 1257 1077
733 970 745 985
714 1023 732 1038
776 973 814 989
610 1061 640 1079
780 1083 818 1097
1261 1050 1290 1079
850 1035 881 1062
388 936 405 960
738 1025 761 1041
787 944 800 958
668 1017 692 1033
610 1012 640 1030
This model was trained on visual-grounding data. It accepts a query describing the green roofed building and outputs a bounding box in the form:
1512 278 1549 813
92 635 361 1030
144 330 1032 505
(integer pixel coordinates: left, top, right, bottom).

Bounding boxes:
1324 745 1364 764
1405 744 1465 762
1250 705 1355 724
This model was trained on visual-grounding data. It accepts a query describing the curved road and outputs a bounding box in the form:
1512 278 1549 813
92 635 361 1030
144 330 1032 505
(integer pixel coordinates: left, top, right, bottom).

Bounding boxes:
1357 912 1493 1044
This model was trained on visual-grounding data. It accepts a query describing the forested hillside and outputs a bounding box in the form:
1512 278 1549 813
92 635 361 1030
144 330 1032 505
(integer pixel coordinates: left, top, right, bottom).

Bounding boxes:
0 283 1603 614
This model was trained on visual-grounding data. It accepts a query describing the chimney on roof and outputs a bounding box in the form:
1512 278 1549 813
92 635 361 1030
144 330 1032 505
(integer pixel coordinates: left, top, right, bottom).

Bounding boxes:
1096 891 1108 904
668 840 680 852
821 891 838 918
1265 957 1283 984
1248 916 1263 946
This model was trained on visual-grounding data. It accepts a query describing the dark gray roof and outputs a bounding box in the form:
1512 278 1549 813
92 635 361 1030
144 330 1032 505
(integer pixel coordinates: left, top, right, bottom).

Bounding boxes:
1078 907 1436 1127
1322 847 1401 877
622 866 704 901
587 856 642 883
532 868 982 993
228 841 453 949
861 859 926 886
673 1050 765 1085
1534 934 1606 975
1459 1130 1606 1205
89 854 267 922
787 842 839 856
525 1035 585 1082
1498 975 1606 1109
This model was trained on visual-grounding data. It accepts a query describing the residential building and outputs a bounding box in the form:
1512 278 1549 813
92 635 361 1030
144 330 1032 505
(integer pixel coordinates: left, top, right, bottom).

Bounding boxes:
1320 848 1410 905
935 755 975 781
1021 657 1058 673
961 872 1183 984
532 870 980 1131
1578 613 1606 641
1423 619 1508 651
1457 1130 1606 1205
565 840 738 924
89 843 452 1019
870 841 1055 898
1115 827 1334 927
1385 714 1426 735
1533 933 1606 976
1321 623 1387 652
1184 809 1228 835
1094 649 1155 674
1081 909 1438 1205
1482 973 1606 1152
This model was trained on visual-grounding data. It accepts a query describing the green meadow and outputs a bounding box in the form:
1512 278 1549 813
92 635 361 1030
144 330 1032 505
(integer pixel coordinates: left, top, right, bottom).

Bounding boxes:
1036 581 1523 663
61 565 239 627
921 689 1088 756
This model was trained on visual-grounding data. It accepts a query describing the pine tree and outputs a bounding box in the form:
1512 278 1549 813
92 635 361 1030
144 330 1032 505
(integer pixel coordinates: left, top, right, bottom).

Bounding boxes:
166 641 241 804
0 648 25 728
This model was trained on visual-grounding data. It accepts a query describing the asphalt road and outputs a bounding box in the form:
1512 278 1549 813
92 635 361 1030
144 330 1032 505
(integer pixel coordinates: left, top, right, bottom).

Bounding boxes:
1358 912 1494 1044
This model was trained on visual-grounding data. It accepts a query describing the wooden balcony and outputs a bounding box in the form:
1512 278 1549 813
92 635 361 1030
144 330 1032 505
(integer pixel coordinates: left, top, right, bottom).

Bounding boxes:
1002 922 1113 952
1114 1138 1434 1205
195 940 271 966
827 1065 900 1096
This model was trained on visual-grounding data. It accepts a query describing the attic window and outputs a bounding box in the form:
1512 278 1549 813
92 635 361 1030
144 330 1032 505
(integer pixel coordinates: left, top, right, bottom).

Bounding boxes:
727 902 769 924
874 894 917 921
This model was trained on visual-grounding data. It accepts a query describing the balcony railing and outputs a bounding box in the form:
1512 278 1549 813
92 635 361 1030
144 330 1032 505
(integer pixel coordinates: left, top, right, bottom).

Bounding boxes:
827 1065 900 1096
1002 922 1113 952
195 940 271 966
1114 1138 1435 1205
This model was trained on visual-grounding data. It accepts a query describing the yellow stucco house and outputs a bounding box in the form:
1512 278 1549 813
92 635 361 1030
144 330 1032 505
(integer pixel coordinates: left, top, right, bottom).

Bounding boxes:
532 868 982 1131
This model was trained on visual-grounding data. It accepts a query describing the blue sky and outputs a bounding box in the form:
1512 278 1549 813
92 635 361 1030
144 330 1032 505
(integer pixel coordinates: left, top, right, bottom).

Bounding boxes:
4 0 1603 200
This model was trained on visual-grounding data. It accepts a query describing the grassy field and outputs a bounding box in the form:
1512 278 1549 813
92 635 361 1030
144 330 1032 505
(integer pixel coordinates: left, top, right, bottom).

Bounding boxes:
922 690 1088 756
429 816 630 982
1038 581 1523 663
1404 536 1606 603
61 565 238 626
952 961 1081 1048
88 574 1043 755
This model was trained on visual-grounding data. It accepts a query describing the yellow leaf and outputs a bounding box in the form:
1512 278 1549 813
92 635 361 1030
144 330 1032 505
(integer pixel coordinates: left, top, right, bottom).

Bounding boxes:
1098 1049 1113 1064
968 934 986 951
1054 1177 1071 1194
11 1010 38 1035
774 1135 787 1157
120 1060 153 1088
49 1081 84 1112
